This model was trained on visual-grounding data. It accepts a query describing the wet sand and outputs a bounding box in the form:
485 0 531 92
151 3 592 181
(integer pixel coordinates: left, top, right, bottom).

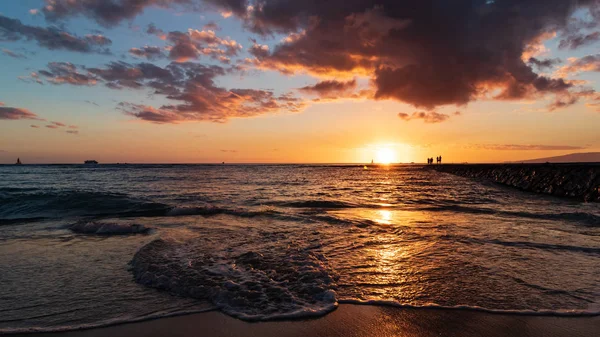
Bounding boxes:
12 305 600 337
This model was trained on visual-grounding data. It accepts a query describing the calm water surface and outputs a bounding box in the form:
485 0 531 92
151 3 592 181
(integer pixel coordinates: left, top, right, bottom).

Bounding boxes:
1 164 599 332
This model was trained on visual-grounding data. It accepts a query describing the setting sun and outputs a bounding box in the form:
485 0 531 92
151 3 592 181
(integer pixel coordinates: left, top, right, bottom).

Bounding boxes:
375 148 396 164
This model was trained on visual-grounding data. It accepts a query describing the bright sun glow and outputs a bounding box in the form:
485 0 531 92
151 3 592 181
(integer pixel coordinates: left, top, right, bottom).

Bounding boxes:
375 147 396 164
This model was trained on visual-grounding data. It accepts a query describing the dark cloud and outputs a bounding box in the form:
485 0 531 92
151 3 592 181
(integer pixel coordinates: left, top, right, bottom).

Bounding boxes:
558 31 600 50
473 144 587 151
299 79 357 97
397 111 456 124
129 46 165 60
45 124 59 129
0 106 44 120
66 130 79 135
30 125 40 128
248 41 269 58
2 48 27 59
240 0 600 110
528 57 561 70
42 0 194 27
147 23 167 40
0 15 112 54
166 29 242 64
38 62 98 85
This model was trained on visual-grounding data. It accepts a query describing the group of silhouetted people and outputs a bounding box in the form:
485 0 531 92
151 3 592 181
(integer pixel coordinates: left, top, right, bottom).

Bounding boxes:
427 156 442 165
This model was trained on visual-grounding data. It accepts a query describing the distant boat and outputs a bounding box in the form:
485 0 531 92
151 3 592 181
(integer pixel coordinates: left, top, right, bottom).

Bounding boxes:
84 160 98 165
15 158 22 165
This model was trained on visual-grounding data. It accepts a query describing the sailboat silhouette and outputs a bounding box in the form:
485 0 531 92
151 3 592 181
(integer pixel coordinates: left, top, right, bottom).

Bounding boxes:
16 158 22 165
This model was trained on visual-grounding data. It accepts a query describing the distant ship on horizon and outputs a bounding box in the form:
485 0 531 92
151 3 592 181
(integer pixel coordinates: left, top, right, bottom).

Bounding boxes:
15 158 22 165
84 160 99 165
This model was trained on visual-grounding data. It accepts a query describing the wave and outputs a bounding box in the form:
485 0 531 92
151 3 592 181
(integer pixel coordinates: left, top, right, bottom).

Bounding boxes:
69 221 151 235
0 307 216 335
0 190 170 220
420 205 600 226
269 200 359 209
130 239 338 321
165 206 291 220
459 237 600 255
338 299 600 317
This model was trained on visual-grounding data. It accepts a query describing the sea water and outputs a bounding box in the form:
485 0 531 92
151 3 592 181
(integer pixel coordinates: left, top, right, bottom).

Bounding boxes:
1 164 599 333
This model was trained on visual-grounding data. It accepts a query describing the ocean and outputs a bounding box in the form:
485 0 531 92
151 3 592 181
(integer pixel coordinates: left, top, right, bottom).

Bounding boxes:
1 164 599 333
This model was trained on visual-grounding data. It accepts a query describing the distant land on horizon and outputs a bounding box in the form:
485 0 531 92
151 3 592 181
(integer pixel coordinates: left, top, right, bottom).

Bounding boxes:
509 152 600 164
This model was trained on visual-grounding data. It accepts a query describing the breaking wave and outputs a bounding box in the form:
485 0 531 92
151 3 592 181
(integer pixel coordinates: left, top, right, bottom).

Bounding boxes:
130 239 338 321
69 221 151 235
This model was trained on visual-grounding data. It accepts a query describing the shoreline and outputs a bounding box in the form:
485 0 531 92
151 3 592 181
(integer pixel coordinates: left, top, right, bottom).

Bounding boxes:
8 304 600 337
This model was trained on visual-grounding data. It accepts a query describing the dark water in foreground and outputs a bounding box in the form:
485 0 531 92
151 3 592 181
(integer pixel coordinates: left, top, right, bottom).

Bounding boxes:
1 164 599 333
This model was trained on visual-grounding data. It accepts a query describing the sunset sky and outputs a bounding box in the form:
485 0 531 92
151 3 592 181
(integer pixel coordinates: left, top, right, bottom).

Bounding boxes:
1 0 600 164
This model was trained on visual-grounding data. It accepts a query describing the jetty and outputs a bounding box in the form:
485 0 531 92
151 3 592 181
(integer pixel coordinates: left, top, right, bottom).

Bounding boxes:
430 163 600 202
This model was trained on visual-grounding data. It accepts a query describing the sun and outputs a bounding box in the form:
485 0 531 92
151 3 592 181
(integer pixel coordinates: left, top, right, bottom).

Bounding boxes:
375 147 396 165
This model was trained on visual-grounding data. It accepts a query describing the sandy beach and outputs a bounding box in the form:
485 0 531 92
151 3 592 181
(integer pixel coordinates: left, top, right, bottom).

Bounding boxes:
12 305 600 337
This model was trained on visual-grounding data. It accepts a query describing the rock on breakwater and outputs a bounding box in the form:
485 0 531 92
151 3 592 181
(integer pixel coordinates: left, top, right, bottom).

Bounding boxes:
431 164 600 202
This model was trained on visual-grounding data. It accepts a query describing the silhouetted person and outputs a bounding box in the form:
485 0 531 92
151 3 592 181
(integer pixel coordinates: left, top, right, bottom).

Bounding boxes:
439 156 442 164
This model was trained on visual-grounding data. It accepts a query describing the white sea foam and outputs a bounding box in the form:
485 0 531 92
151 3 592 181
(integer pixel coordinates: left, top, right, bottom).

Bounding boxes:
130 238 339 321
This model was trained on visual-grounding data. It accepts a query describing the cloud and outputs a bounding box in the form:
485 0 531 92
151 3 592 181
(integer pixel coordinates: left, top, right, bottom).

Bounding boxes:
38 62 98 85
66 130 79 135
397 111 457 124
129 46 165 60
203 21 219 30
558 31 600 50
41 0 194 27
0 15 112 54
30 124 39 128
0 106 44 120
248 41 269 58
231 1 600 110
146 23 167 40
2 48 27 59
166 29 242 64
50 121 66 127
472 144 587 151
546 94 579 111
46 124 59 129
299 79 357 97
18 72 44 85
42 60 305 123
528 57 561 70
220 149 237 153
557 54 600 76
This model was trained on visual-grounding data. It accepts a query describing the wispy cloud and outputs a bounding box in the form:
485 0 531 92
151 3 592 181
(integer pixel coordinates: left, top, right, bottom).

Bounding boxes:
0 15 112 54
470 144 587 151
398 111 460 124
0 106 44 120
